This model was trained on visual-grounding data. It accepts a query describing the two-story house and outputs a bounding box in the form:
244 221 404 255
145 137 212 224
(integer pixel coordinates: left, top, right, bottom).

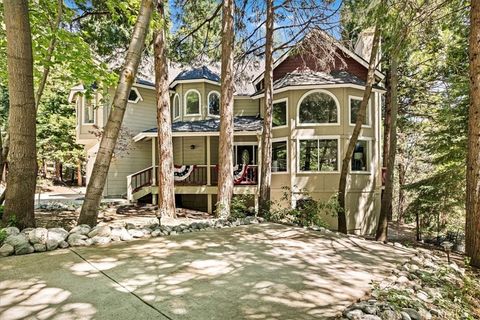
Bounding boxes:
69 34 385 234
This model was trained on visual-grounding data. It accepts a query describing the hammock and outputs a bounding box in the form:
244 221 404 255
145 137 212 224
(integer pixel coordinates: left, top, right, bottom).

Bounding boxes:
174 165 195 181
233 164 249 184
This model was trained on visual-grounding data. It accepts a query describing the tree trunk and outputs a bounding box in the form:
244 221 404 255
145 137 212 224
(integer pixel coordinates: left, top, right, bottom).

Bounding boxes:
466 0 480 268
259 0 274 216
78 0 155 227
2 0 37 229
337 25 380 234
397 155 406 223
155 1 176 222
383 66 393 221
216 0 235 219
376 53 399 242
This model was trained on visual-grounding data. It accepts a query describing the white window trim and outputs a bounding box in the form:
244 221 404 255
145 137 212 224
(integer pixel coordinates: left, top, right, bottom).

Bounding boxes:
81 95 96 125
173 93 180 120
207 90 221 117
349 136 373 174
128 87 143 104
271 137 289 174
184 89 202 116
296 89 341 127
272 98 288 129
348 95 372 128
296 136 341 174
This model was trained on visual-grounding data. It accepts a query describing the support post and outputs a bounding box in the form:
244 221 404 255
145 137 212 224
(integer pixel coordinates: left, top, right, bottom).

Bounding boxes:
255 133 262 214
152 137 157 205
207 136 212 214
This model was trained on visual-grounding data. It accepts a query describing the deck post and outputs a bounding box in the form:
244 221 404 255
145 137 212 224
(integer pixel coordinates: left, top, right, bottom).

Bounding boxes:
207 136 213 214
151 137 157 205
255 132 262 213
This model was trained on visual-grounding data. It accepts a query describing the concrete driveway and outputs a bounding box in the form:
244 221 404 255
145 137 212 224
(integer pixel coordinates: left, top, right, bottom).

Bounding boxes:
0 223 414 320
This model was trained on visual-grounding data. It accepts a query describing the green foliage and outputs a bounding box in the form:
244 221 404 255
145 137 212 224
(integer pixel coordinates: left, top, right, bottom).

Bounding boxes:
0 229 6 245
37 88 84 167
169 0 221 62
230 195 254 220
0 205 3 221
266 187 337 228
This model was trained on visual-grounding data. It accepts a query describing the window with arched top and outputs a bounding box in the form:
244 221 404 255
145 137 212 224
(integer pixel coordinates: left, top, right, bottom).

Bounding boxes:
208 91 220 116
297 90 339 125
184 90 201 115
173 94 180 119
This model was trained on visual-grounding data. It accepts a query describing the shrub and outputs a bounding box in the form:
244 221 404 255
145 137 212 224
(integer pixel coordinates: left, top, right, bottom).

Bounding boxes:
230 195 254 220
266 186 337 228
0 205 3 220
0 229 6 245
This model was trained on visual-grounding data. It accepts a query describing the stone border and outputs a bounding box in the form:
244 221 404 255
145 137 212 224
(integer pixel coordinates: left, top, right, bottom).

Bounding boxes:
0 216 263 258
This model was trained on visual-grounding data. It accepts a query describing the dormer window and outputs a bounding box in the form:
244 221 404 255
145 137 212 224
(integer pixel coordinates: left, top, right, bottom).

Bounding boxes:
185 89 201 115
208 91 220 116
128 87 142 103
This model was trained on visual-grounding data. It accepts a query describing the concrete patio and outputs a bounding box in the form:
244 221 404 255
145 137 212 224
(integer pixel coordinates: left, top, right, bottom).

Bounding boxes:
0 223 414 320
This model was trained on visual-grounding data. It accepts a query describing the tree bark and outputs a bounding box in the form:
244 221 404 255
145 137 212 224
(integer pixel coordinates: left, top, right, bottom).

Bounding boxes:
155 1 176 222
216 0 235 219
397 154 406 223
259 0 274 216
78 0 155 227
337 25 380 234
466 0 480 268
383 65 393 221
376 53 399 242
2 0 37 229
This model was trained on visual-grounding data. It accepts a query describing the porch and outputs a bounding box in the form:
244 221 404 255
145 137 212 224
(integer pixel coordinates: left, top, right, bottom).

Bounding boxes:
128 116 263 214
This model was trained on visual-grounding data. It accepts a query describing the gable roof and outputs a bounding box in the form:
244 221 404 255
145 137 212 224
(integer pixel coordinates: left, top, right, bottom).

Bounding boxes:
252 31 384 87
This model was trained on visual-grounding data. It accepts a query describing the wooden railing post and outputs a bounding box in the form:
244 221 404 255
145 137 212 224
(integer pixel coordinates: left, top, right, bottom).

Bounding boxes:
127 175 133 202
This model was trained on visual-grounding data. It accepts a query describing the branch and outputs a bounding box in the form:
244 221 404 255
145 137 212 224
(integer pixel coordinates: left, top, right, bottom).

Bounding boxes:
176 2 222 45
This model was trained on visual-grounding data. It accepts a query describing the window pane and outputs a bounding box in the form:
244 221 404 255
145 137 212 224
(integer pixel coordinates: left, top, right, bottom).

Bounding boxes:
299 140 319 171
350 98 368 125
83 101 94 124
174 95 180 118
186 91 200 114
299 92 337 124
128 89 138 102
209 92 220 115
351 140 368 171
318 139 338 171
272 141 287 172
273 101 287 127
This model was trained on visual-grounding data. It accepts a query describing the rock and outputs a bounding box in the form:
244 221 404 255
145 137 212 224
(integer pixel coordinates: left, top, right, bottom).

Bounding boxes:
47 228 69 249
151 229 161 237
5 234 28 248
380 310 401 320
91 236 111 245
416 290 430 303
85 238 93 246
393 242 404 248
3 227 19 236
15 242 34 255
400 311 412 320
69 225 91 235
417 308 431 320
170 231 177 235
0 244 14 257
363 305 377 315
29 228 48 244
141 228 151 235
88 225 111 238
59 241 69 249
21 228 35 236
126 223 136 230
67 233 88 247
344 309 364 320
33 243 47 252
395 275 410 284
402 308 420 320
361 316 381 320
128 229 144 238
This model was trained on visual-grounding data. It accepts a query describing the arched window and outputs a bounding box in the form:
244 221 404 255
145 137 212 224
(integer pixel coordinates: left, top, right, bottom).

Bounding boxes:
184 89 201 115
297 90 339 125
173 94 180 119
208 91 220 116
